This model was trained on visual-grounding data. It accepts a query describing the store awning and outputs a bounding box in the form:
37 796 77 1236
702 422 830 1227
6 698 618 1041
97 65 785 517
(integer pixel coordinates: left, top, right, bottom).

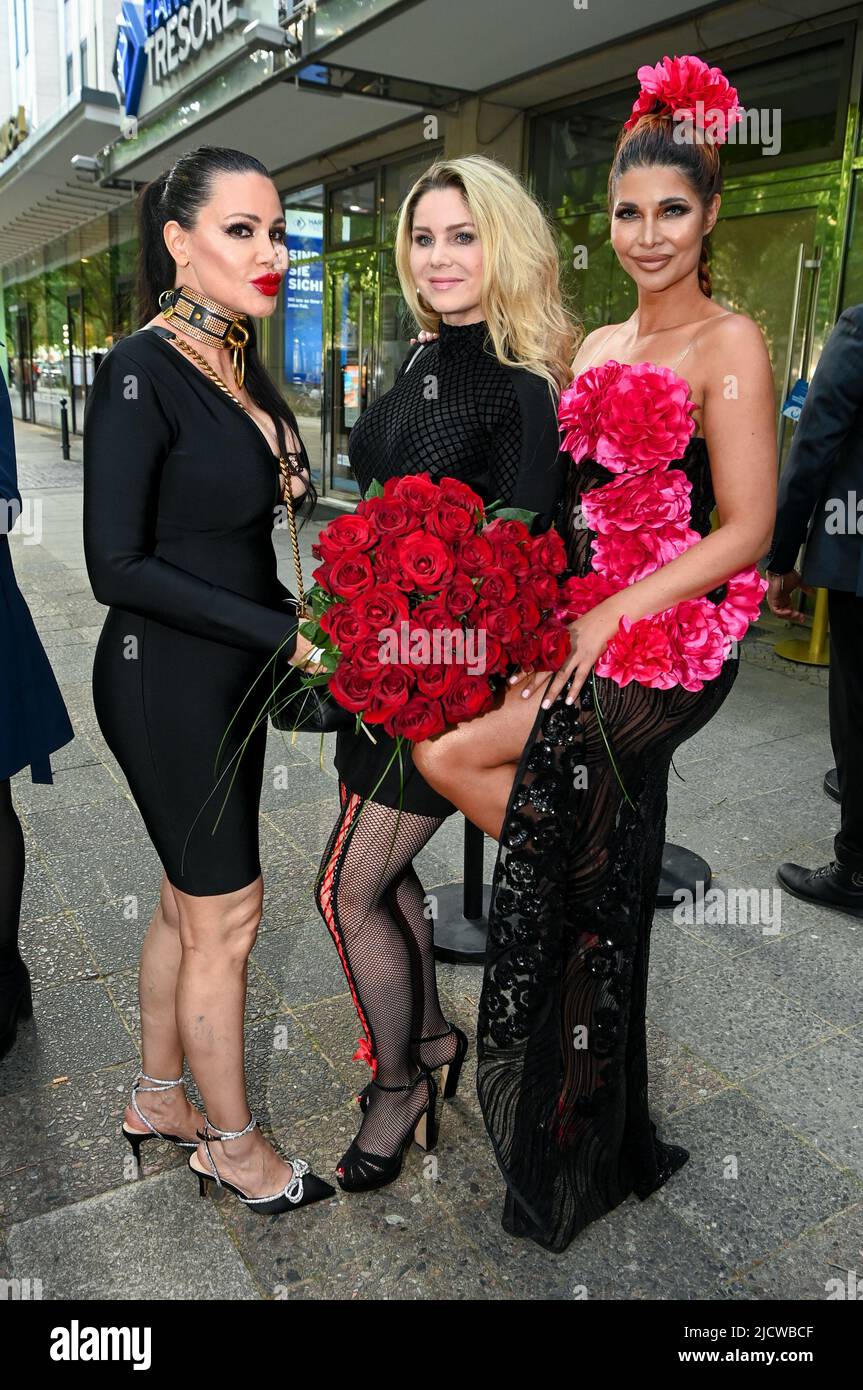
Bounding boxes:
0 89 131 268
105 79 428 183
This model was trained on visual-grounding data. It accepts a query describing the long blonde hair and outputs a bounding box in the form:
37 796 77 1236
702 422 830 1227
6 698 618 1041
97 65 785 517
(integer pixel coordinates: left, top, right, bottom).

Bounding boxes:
393 155 579 398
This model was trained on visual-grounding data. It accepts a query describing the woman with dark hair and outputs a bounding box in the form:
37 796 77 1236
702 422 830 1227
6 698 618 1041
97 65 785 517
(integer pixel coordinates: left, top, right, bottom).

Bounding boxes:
414 58 778 1250
0 367 74 1060
83 146 334 1214
314 155 577 1192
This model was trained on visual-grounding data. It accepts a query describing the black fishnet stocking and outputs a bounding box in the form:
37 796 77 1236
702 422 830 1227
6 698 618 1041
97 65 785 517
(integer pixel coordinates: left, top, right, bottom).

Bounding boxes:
316 785 446 1157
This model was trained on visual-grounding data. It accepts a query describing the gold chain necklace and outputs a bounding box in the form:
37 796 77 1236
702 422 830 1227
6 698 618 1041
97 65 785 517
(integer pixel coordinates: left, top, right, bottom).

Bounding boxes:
167 331 309 616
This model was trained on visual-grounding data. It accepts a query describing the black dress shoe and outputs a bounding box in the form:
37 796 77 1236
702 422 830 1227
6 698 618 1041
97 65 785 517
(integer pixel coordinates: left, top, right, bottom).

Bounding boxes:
823 768 840 803
0 959 33 1062
776 860 863 918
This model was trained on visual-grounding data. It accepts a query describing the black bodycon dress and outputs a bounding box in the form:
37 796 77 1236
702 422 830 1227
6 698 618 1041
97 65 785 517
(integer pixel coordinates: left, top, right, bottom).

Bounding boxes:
333 317 569 816
83 327 301 896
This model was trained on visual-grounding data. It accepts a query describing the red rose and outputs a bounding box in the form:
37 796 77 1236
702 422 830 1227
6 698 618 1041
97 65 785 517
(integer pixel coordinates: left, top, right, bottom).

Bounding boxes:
320 603 372 651
375 537 416 590
512 633 541 667
478 631 506 675
514 595 542 630
327 550 375 600
412 600 454 633
387 695 448 741
364 665 415 724
479 566 518 605
530 529 568 574
385 474 439 513
484 604 522 645
483 518 530 546
455 534 494 572
358 495 420 538
441 573 478 617
313 513 375 564
443 673 495 724
330 664 374 713
415 663 459 698
350 635 391 678
525 567 558 608
439 477 485 514
398 531 455 591
351 583 410 632
426 501 477 545
539 621 572 670
489 539 530 578
311 560 332 592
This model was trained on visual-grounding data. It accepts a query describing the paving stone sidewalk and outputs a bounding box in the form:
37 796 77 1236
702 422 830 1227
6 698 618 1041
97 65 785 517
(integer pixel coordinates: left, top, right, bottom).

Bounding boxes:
1 419 860 1301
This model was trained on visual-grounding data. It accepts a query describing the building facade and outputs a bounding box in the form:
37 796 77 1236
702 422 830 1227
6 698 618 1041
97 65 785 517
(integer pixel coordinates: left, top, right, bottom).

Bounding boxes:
3 0 863 509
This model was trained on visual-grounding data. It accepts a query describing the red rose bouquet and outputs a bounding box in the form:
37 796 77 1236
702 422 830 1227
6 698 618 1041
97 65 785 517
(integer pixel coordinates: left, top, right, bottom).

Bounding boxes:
278 473 570 782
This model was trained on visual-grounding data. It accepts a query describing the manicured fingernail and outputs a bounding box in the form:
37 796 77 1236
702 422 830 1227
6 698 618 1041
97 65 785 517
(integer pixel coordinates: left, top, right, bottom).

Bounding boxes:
541 699 550 709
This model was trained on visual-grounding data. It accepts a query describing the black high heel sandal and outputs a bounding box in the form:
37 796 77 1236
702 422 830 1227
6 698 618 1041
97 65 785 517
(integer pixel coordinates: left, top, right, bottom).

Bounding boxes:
356 1025 468 1111
121 1071 200 1167
189 1111 336 1214
338 1071 438 1194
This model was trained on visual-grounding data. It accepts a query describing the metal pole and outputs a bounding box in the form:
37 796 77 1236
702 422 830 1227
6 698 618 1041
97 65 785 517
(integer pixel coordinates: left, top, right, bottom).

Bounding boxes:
59 397 70 460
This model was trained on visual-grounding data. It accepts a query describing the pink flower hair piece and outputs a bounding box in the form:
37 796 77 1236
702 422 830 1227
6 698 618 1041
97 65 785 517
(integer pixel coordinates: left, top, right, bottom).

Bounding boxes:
624 53 743 144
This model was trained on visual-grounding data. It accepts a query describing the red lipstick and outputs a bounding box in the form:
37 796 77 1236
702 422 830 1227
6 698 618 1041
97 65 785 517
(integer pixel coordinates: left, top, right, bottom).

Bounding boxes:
251 274 282 296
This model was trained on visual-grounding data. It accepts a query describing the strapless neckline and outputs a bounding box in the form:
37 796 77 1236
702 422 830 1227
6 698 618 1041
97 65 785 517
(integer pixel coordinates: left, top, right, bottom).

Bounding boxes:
569 359 706 445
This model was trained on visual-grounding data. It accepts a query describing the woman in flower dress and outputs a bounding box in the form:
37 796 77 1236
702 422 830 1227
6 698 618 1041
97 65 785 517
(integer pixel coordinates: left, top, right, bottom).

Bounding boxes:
413 56 777 1251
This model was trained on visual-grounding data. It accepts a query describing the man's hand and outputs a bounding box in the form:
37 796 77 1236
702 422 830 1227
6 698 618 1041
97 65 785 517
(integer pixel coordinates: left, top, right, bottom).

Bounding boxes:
766 570 813 623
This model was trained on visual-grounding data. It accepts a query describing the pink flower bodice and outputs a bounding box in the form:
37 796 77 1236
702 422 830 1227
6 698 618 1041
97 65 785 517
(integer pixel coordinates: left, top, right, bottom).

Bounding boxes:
555 360 767 690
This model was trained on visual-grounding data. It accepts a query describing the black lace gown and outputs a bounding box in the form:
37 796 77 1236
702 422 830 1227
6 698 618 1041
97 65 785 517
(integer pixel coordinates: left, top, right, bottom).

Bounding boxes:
478 433 740 1252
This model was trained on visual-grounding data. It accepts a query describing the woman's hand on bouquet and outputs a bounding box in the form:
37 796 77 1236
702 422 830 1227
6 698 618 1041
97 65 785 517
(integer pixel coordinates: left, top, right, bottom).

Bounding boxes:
510 604 621 709
289 631 327 676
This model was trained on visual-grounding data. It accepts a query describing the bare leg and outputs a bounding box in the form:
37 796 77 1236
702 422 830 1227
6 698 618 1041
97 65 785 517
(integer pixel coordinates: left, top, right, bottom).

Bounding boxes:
122 871 202 1142
413 672 551 840
172 873 300 1198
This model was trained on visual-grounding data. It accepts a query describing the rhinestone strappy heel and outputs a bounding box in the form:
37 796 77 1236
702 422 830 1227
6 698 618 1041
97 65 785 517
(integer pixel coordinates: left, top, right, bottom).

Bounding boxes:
357 1025 468 1112
122 1071 199 1166
339 1071 438 1193
189 1111 336 1214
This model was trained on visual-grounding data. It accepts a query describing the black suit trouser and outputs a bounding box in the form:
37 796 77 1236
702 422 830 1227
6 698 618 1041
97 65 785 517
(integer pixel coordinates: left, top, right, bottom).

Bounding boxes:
827 588 863 872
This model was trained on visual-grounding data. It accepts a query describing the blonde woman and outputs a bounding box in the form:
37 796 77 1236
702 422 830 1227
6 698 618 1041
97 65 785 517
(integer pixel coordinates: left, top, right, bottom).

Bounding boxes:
314 155 578 1191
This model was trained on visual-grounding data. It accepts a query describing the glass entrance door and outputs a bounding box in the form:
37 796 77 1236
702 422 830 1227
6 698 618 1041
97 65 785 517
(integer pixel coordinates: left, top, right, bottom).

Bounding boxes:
14 307 35 423
710 197 825 471
323 252 377 500
65 290 87 434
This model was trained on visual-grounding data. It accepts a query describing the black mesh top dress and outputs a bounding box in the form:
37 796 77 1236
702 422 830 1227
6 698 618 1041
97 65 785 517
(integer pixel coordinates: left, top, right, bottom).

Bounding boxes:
82 326 302 896
333 317 569 816
477 394 741 1251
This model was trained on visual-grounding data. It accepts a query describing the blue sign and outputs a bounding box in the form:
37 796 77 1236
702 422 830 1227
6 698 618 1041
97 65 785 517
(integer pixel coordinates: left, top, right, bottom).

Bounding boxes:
113 2 148 118
284 209 323 387
113 0 241 119
782 377 809 421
